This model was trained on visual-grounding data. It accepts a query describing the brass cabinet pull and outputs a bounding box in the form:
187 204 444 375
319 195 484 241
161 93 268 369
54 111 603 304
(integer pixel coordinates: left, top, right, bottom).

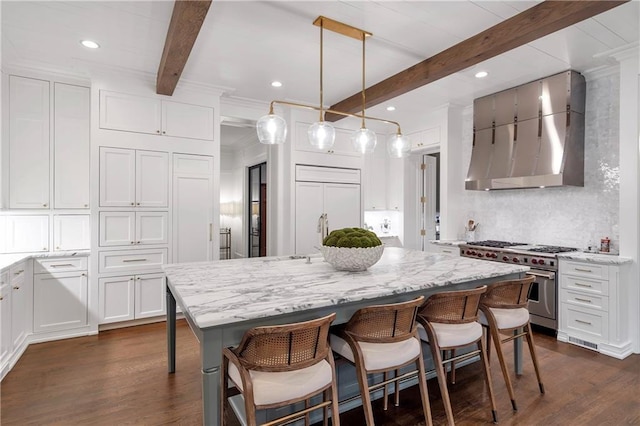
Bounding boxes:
574 282 592 288
50 264 74 268
123 258 147 263
575 319 592 326
574 297 592 303
14 269 25 275
575 268 593 273
13 286 20 290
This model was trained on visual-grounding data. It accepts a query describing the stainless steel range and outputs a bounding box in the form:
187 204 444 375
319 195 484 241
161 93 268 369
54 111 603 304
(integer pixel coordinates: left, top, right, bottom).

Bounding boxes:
459 240 579 331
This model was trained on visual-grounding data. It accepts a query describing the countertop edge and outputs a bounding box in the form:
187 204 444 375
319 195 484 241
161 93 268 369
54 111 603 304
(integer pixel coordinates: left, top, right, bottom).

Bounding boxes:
0 251 91 272
557 252 632 265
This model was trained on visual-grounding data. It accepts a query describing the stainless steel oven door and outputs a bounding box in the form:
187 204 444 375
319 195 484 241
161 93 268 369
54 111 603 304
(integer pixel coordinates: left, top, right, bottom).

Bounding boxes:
526 269 557 330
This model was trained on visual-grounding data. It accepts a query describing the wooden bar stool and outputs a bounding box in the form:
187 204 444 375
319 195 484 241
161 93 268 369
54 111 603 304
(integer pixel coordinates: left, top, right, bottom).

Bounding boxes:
329 297 432 426
221 313 340 426
479 275 544 412
416 286 497 426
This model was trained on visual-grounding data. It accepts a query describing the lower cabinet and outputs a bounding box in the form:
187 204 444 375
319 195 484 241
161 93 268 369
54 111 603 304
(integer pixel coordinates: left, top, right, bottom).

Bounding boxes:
98 273 166 324
33 257 88 334
427 242 461 256
0 281 12 367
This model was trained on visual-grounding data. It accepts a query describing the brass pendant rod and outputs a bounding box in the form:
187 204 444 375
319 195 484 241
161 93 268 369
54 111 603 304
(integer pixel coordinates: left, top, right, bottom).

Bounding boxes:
361 35 366 129
319 23 324 122
269 100 402 134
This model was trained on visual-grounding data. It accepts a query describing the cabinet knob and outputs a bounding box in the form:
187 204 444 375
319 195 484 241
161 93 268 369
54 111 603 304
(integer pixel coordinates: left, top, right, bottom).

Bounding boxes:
130 277 134 281
43 247 47 251
84 204 88 208
137 241 141 244
0 296 3 301
131 241 135 244
136 202 141 206
43 203 48 207
56 246 60 250
156 130 160 134
162 131 166 135
13 286 20 290
136 277 141 280
131 202 135 206
81 273 86 277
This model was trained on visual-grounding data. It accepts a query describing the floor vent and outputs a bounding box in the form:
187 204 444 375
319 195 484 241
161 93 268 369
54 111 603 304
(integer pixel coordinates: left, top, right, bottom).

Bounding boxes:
569 336 598 350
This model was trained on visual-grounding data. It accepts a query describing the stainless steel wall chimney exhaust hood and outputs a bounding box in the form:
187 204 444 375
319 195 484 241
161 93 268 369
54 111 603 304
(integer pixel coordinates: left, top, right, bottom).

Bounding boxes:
466 70 586 191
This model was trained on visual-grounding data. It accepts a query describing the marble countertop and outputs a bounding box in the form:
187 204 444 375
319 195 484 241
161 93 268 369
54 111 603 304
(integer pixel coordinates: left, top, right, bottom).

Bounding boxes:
429 240 467 246
163 247 529 329
557 251 632 265
0 251 90 272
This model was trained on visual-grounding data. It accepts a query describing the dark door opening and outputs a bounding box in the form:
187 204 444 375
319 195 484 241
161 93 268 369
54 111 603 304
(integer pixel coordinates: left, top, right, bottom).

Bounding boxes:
248 163 267 257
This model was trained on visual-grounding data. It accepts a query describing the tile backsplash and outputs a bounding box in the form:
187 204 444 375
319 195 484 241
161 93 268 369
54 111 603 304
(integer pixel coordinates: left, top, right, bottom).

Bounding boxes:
460 72 620 251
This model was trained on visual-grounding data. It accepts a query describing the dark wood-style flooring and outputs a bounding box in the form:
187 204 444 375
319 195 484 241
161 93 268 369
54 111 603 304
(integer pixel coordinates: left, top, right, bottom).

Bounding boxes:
1 320 638 425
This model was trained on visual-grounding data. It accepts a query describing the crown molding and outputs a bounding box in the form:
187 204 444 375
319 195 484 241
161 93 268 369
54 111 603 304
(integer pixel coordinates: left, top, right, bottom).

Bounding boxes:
582 63 620 82
594 41 639 63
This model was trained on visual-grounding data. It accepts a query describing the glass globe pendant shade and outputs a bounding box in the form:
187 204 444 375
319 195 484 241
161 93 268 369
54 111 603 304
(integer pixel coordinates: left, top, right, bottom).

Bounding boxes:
387 133 411 158
351 127 377 154
307 121 336 150
256 114 287 145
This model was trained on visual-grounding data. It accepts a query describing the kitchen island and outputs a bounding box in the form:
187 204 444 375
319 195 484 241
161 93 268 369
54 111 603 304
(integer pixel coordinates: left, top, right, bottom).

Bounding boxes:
164 247 529 425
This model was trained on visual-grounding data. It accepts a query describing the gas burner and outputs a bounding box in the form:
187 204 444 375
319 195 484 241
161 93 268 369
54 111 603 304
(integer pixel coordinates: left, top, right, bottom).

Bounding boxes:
466 240 525 248
525 246 578 254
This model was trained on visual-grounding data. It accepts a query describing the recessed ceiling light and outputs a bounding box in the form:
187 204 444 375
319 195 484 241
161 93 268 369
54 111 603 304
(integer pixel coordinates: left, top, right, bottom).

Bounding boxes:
271 81 282 88
386 106 396 111
81 40 100 49
475 71 488 79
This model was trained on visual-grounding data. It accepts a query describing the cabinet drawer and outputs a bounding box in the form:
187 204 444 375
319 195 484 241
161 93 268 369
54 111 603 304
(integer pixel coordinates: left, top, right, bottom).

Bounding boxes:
35 257 87 274
429 244 460 256
561 289 607 311
561 275 608 296
561 261 608 279
296 165 361 184
562 304 608 341
10 261 28 284
98 249 168 274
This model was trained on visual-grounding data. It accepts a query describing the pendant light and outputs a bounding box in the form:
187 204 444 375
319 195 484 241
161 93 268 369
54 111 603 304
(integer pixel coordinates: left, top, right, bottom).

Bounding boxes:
307 22 335 150
351 34 376 154
258 16 411 159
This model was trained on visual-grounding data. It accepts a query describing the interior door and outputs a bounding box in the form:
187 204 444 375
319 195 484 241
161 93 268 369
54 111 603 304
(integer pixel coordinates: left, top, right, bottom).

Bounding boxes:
324 183 361 234
421 155 437 250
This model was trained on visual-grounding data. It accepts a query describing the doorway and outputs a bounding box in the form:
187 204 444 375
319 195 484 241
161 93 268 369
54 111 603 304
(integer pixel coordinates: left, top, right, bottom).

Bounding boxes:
248 162 267 257
420 153 439 250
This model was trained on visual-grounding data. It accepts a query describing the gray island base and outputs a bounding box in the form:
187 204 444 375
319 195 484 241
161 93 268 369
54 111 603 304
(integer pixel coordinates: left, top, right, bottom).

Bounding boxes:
164 247 529 425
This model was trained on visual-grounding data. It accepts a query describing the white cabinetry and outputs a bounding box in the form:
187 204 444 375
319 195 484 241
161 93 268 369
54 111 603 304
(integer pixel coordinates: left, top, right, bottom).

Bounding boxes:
33 257 88 333
54 83 90 209
408 127 440 152
8 76 50 209
98 273 166 324
10 263 29 350
99 211 167 247
99 90 214 140
427 243 461 256
295 165 361 255
5 216 49 253
558 259 631 358
294 123 360 157
0 279 11 367
172 154 214 263
99 147 168 207
53 215 90 251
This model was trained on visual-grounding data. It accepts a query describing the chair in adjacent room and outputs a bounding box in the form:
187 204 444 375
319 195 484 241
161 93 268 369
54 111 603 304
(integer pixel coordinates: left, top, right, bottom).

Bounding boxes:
221 313 340 426
416 286 497 426
329 297 432 426
479 275 544 412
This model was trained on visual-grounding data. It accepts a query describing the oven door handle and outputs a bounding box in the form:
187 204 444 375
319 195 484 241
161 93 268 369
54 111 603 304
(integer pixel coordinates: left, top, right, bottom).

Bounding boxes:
527 270 555 280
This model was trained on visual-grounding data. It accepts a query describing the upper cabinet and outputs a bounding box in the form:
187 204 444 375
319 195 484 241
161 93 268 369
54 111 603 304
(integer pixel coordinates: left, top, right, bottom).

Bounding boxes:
294 122 361 158
54 83 91 209
99 90 214 141
9 76 50 209
99 147 168 208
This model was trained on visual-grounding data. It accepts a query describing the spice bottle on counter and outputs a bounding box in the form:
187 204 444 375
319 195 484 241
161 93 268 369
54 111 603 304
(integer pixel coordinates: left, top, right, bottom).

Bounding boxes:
600 237 610 253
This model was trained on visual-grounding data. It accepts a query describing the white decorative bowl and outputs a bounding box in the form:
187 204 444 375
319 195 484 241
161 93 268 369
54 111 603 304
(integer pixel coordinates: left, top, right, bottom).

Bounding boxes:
320 245 384 272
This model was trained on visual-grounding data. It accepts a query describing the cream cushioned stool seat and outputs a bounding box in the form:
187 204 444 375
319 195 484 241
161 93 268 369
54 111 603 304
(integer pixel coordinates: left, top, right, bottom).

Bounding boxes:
221 313 340 426
330 297 432 426
479 275 545 413
417 285 497 426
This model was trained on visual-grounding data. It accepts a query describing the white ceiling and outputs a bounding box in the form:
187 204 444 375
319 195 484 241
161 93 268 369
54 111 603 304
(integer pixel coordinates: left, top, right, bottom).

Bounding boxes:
3 1 639 134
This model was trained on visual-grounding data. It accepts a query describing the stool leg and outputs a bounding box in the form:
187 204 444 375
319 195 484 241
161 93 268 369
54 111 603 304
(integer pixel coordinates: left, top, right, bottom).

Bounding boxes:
524 322 545 394
330 362 341 426
416 354 433 426
323 389 329 426
478 339 498 423
429 343 455 426
221 356 229 426
383 372 389 410
484 326 492 364
355 363 376 426
490 325 518 411
305 398 310 426
450 349 456 384
394 369 400 407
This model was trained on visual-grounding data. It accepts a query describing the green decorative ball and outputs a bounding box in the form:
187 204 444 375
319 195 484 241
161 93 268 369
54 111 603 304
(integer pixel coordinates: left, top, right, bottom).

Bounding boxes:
322 227 382 248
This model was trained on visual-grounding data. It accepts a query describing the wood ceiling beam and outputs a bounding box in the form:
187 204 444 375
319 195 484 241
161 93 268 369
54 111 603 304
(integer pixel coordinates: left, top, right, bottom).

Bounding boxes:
156 0 212 96
326 0 628 121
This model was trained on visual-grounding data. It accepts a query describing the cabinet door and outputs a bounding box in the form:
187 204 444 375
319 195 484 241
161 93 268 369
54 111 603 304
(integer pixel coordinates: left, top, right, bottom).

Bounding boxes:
99 147 136 207
295 181 324 255
11 276 28 349
134 273 166 319
54 83 90 209
33 272 88 333
324 183 361 233
0 284 12 364
173 155 214 263
9 76 50 209
386 158 403 211
5 216 49 253
99 90 161 135
53 215 90 250
99 212 135 247
136 150 168 207
363 150 387 210
136 212 168 245
98 276 135 324
162 100 214 140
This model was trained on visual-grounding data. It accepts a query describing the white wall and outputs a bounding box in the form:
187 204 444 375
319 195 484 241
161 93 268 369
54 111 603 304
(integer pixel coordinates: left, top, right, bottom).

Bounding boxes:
457 71 621 251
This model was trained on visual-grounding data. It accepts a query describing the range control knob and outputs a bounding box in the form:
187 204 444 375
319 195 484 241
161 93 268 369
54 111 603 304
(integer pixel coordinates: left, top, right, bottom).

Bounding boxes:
512 257 520 263
538 259 545 265
531 259 538 265
502 256 509 261
485 253 492 258
491 253 498 258
466 250 472 255
477 253 483 258
471 251 477 256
